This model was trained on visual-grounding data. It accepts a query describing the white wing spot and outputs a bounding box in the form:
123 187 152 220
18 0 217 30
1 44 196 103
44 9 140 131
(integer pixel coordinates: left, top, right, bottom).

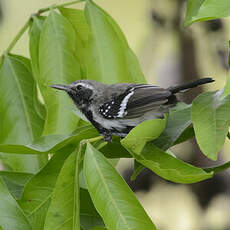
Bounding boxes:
117 88 134 118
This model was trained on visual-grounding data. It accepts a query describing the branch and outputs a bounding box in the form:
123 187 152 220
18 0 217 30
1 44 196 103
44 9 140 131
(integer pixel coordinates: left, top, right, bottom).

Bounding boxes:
3 0 85 55
38 0 85 14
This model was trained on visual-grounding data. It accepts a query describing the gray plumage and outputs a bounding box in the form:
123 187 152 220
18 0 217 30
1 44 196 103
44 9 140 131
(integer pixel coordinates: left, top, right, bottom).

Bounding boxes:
51 78 214 141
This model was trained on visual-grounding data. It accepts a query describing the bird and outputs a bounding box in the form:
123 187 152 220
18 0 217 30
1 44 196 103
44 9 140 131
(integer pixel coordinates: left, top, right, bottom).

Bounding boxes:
50 78 214 142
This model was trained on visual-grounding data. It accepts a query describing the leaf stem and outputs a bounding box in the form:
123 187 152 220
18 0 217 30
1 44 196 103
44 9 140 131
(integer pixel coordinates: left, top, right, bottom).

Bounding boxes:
3 0 85 55
81 136 104 145
5 18 32 54
73 135 103 229
38 0 85 14
73 145 83 230
204 161 230 174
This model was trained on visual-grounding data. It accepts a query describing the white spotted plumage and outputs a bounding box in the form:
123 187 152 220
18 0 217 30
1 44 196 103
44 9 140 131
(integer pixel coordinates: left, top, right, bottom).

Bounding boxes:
117 88 134 117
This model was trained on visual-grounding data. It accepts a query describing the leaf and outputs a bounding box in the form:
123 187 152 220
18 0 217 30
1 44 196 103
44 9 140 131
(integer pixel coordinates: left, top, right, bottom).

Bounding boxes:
0 177 31 230
130 160 145 181
192 91 230 160
43 152 79 230
185 0 230 27
44 149 81 230
30 16 45 80
121 118 166 155
173 126 194 146
90 227 107 230
80 189 104 229
29 15 47 121
84 143 156 230
0 54 44 144
99 137 131 159
0 125 97 154
59 7 89 44
44 147 103 230
18 145 75 230
222 73 230 99
134 142 213 184
18 145 75 214
84 0 146 84
153 104 192 150
0 54 47 172
0 171 33 199
0 153 48 174
59 7 89 77
39 10 81 135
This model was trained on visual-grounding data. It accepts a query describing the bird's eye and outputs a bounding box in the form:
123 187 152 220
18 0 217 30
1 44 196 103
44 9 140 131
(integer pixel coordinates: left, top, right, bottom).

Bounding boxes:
76 85 83 90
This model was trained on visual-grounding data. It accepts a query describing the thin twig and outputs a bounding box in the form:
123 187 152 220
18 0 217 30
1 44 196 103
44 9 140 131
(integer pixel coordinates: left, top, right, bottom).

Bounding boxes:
3 0 85 54
5 18 32 54
38 0 85 14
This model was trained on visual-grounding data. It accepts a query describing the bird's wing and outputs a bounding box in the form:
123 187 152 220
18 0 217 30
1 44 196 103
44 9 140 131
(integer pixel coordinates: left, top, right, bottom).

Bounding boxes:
99 85 172 119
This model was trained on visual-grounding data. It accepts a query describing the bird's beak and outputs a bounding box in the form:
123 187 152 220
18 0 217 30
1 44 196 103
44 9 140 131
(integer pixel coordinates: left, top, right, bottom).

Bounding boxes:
50 84 70 91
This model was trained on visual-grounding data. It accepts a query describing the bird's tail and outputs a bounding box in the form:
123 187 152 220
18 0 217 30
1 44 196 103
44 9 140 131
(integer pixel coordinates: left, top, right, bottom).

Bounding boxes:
168 78 214 94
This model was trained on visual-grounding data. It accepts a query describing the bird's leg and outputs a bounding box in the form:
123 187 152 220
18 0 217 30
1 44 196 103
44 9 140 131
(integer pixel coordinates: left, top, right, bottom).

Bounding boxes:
102 132 112 142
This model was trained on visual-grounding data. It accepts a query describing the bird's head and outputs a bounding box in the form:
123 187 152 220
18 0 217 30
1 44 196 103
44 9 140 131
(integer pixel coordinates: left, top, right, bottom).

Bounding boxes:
50 80 102 108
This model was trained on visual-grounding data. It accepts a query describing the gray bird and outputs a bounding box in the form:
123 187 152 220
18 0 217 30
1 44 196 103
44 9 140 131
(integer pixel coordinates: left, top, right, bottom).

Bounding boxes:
51 78 214 142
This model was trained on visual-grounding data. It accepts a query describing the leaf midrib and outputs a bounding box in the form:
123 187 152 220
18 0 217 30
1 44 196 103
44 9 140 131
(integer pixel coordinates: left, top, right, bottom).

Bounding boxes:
6 56 34 140
90 150 131 230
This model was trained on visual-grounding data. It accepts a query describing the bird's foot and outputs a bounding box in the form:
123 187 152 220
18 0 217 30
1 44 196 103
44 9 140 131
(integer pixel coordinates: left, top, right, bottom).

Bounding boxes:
103 134 112 142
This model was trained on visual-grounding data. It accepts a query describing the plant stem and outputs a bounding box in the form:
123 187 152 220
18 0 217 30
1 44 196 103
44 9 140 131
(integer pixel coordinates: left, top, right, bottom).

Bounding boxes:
80 136 104 146
5 18 31 54
204 161 230 174
74 144 83 230
73 135 103 229
38 0 85 14
4 0 85 54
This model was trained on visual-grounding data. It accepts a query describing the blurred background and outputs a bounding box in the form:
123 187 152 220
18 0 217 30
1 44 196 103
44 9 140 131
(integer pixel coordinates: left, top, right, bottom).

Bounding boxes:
1 0 230 229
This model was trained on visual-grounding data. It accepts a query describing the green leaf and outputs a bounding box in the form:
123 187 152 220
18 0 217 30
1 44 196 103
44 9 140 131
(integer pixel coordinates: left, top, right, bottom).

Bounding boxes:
29 15 47 121
30 16 45 80
0 125 97 154
121 118 166 155
39 10 81 135
84 143 156 230
90 227 107 230
185 0 230 26
0 171 33 199
0 153 48 174
153 104 192 150
44 148 81 230
130 160 145 181
59 7 89 77
222 73 230 99
0 54 47 172
18 145 75 229
134 142 213 183
0 54 44 144
173 126 194 146
84 0 146 84
100 137 131 159
59 7 89 44
0 177 31 230
192 91 230 160
44 147 103 230
80 188 104 229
